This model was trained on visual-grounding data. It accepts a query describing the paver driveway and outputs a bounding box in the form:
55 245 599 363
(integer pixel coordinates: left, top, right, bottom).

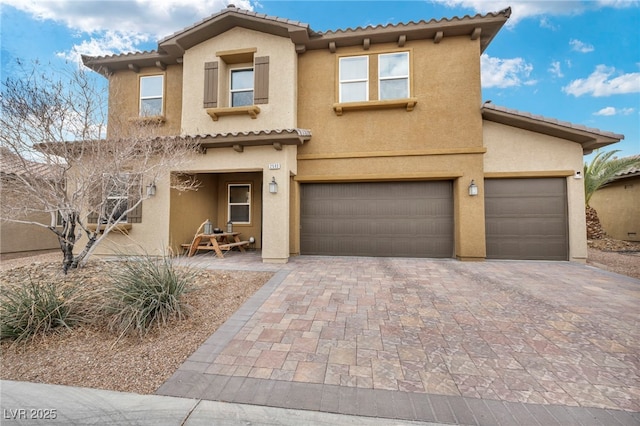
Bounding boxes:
161 254 640 424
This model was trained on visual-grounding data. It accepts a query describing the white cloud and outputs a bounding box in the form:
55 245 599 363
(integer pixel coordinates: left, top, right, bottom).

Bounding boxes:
539 17 558 31
570 39 594 53
549 61 564 78
593 107 635 116
594 107 617 116
434 0 583 26
563 65 640 97
434 0 638 27
481 54 535 88
56 31 151 64
596 0 640 7
3 0 255 60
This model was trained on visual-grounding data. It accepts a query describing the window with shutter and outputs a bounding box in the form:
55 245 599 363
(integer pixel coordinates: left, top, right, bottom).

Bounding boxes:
88 174 143 224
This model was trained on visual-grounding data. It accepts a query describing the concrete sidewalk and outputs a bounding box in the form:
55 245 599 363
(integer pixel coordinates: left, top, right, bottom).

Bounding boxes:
0 380 441 425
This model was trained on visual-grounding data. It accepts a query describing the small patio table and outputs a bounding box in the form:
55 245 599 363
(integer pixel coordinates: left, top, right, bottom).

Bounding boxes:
183 232 249 258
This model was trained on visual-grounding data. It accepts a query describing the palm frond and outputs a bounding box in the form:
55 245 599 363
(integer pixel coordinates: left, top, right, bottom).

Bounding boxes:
584 150 640 206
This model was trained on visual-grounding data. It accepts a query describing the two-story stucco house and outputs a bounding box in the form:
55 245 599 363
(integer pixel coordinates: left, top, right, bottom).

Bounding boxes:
81 5 623 263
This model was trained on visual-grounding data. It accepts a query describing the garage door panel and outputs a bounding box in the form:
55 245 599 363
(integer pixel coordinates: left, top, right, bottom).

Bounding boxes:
485 178 568 260
301 181 453 257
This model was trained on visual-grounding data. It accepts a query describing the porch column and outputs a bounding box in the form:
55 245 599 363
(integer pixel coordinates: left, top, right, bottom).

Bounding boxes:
261 146 296 263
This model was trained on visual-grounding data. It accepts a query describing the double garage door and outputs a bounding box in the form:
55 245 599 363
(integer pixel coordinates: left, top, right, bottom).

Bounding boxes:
300 181 454 257
301 178 568 260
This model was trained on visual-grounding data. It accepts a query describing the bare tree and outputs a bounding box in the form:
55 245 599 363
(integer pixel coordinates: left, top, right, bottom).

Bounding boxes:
1 61 199 273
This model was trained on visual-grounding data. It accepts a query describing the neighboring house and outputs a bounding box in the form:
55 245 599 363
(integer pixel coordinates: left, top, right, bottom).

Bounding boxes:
81 5 623 263
0 148 60 256
589 160 639 242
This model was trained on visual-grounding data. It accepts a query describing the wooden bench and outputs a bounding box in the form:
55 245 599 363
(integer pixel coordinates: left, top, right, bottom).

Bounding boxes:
182 232 249 258
218 241 250 251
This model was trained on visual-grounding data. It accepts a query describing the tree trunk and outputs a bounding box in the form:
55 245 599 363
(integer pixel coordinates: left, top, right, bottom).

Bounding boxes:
72 235 97 269
58 217 77 274
586 205 606 240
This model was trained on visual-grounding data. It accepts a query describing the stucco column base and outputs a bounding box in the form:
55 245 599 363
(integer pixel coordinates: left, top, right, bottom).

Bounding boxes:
262 257 289 264
456 256 485 262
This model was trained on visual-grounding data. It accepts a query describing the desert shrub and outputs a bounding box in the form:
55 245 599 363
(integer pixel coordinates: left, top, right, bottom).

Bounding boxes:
104 254 193 338
0 279 88 343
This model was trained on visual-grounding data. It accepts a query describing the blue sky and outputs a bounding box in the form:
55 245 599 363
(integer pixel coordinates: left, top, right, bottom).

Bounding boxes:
1 0 639 158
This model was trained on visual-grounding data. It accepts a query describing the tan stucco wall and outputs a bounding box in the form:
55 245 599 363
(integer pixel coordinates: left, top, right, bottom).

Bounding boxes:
590 176 640 241
106 64 183 137
0 215 59 254
483 120 587 262
82 168 173 258
169 173 219 252
297 37 483 156
181 27 298 134
87 144 296 262
294 36 486 260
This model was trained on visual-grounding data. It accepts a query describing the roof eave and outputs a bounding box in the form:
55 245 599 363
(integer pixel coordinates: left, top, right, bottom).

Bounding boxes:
158 8 311 57
82 52 177 77
307 8 510 52
196 130 311 150
481 105 623 155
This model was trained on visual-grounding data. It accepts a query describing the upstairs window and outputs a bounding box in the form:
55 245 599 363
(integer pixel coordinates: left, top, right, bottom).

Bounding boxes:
339 56 368 103
379 52 409 100
139 75 164 117
203 54 269 111
228 184 251 224
230 68 254 107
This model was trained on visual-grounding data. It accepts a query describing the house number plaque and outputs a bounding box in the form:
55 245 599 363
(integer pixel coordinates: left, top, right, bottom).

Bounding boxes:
268 163 281 170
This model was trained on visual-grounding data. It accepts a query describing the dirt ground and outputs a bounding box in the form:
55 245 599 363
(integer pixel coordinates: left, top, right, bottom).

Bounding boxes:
587 238 640 280
0 255 272 394
0 241 637 395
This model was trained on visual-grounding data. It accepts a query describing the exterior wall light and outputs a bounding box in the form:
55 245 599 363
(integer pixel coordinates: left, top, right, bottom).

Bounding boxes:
574 171 583 179
269 177 278 194
146 182 157 197
468 180 478 196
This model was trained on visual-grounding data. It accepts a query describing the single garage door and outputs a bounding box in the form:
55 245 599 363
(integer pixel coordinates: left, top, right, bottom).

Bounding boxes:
300 181 453 257
485 178 568 260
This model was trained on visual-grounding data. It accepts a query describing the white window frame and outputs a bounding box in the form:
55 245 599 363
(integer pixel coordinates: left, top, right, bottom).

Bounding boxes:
227 183 251 224
139 75 164 117
339 56 369 103
103 173 129 223
378 52 410 100
230 67 254 107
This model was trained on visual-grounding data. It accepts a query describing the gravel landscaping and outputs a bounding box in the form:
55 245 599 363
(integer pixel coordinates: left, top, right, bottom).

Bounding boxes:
0 254 272 394
1 240 638 395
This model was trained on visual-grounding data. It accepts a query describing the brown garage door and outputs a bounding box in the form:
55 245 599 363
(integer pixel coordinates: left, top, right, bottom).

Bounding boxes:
300 181 453 257
485 178 568 260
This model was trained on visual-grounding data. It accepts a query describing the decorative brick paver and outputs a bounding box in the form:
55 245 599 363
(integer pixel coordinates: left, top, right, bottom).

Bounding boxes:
162 253 640 424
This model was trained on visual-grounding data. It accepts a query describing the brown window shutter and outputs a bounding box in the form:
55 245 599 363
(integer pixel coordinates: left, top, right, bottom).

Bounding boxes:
127 174 143 223
88 182 101 223
88 211 98 224
204 61 219 108
254 56 269 105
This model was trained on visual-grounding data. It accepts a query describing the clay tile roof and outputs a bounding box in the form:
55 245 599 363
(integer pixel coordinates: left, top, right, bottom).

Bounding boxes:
0 147 62 180
612 157 640 181
156 128 312 150
83 6 510 75
157 5 312 45
320 8 511 36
